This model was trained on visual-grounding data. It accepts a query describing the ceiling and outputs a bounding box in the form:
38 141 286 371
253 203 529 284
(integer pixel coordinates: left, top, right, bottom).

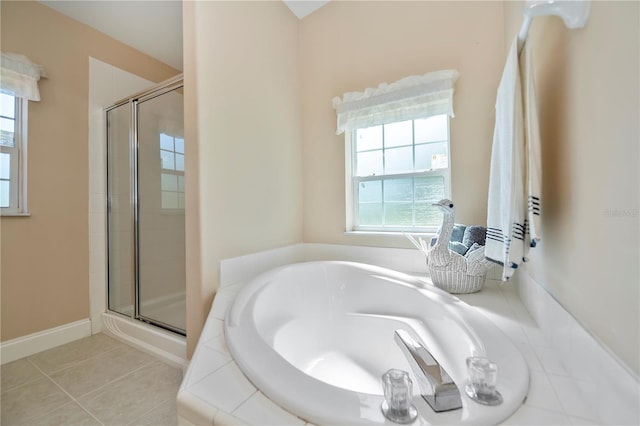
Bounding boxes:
283 1 330 19
39 1 330 72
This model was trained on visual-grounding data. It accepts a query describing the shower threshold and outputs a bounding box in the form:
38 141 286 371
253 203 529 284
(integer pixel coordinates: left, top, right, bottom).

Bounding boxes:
102 312 187 369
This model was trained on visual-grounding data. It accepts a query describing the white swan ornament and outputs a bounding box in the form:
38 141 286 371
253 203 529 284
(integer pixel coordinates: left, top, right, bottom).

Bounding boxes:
426 199 494 293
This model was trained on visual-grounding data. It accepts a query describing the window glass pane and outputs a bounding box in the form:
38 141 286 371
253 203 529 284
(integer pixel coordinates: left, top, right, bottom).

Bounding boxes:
160 133 174 151
356 150 383 177
358 203 382 226
384 178 412 202
358 180 382 203
1 117 15 133
415 142 448 170
161 173 178 191
384 146 414 174
161 191 178 209
385 203 413 226
414 115 447 143
0 93 15 119
356 125 382 151
358 179 383 226
160 150 174 170
415 203 443 227
177 175 185 192
0 127 14 147
351 116 450 231
0 180 9 208
175 138 185 154
0 152 10 180
414 175 445 201
175 153 185 172
178 192 185 209
384 120 412 148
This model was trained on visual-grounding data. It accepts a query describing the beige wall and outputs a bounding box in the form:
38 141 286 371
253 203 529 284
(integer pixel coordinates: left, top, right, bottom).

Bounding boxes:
3 0 633 379
503 1 639 375
300 1 505 247
184 0 302 354
0 1 178 342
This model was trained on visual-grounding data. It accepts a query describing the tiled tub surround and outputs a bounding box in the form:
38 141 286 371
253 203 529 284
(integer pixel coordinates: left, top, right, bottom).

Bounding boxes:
177 244 639 425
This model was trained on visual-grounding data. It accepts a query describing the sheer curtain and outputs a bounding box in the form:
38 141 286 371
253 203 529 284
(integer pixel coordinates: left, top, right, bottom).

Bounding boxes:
332 69 459 135
1 52 47 101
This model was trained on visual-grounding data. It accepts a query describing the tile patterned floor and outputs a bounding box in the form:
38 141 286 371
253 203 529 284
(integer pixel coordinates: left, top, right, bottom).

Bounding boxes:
1 334 183 426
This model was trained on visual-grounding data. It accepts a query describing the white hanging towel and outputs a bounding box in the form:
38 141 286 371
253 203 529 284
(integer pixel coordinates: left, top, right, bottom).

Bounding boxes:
486 37 542 281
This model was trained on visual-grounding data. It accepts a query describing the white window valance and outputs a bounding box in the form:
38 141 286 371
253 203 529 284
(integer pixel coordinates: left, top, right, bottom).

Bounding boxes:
1 52 47 101
332 69 459 135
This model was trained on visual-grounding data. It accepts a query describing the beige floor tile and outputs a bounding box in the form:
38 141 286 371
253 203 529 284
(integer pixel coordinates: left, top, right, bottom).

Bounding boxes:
78 360 182 426
29 334 126 374
1 358 45 393
29 402 101 426
0 377 72 425
130 397 178 426
50 344 155 398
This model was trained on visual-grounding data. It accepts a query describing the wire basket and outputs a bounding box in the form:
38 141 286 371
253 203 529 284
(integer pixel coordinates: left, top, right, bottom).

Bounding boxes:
428 266 488 294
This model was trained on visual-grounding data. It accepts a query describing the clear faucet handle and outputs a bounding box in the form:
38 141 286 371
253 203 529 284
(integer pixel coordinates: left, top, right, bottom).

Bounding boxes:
464 356 503 406
381 369 418 424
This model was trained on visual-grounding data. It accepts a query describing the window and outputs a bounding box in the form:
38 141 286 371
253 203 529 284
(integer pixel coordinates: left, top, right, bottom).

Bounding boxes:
333 69 458 233
0 92 28 215
347 115 450 232
159 133 184 209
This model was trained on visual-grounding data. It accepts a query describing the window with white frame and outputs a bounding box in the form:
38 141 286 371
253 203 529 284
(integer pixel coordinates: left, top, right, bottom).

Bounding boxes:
159 133 184 209
348 115 450 232
0 92 27 214
334 69 458 234
0 52 45 216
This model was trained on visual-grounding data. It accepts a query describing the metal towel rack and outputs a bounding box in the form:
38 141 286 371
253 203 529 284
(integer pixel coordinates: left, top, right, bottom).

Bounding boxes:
517 0 591 52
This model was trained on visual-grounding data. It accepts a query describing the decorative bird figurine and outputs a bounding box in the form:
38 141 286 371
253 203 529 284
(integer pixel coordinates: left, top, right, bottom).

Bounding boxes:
426 199 494 293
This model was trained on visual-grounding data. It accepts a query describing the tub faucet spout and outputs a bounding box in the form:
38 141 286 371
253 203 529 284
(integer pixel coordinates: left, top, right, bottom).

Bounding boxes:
394 329 462 413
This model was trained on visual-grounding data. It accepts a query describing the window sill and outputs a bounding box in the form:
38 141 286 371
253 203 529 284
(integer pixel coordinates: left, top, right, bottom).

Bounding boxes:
344 230 436 238
160 209 185 216
1 212 31 217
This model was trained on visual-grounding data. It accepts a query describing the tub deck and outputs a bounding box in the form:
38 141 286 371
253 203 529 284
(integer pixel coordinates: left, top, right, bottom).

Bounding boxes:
177 265 595 425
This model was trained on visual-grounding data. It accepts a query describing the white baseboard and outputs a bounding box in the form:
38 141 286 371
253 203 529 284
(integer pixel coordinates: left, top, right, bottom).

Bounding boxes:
0 319 92 365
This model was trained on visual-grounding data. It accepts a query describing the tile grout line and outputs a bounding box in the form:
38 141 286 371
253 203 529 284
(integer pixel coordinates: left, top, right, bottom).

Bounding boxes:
27 336 133 376
26 341 158 398
25 347 158 425
496 284 591 423
0 363 48 395
60 358 158 401
520 400 579 420
125 395 175 426
186 359 233 389
26 357 106 426
230 389 259 418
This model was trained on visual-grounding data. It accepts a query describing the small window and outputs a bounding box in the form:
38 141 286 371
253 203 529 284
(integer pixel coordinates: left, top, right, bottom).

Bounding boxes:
159 133 184 210
347 115 451 232
0 93 28 215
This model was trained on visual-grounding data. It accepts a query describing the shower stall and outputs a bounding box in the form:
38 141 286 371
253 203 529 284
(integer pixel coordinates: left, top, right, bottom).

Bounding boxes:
106 75 185 336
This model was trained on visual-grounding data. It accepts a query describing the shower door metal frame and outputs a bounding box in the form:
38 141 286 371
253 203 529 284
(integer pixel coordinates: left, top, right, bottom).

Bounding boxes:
106 74 185 336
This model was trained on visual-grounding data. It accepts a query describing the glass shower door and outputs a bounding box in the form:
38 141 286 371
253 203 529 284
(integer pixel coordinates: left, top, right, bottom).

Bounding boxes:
136 87 185 333
107 103 134 316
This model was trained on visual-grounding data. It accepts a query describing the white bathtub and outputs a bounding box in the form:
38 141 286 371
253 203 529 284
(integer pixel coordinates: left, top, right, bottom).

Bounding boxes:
225 261 529 425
